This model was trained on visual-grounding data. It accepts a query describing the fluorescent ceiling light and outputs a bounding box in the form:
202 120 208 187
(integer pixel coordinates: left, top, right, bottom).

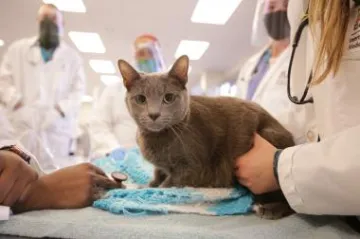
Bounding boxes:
175 40 209 60
0 39 4 47
42 0 86 13
100 75 121 85
191 0 243 25
89 60 116 74
68 32 105 53
81 95 93 103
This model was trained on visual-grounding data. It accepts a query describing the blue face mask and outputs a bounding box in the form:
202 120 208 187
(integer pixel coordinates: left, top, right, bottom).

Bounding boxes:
137 59 159 73
40 47 55 62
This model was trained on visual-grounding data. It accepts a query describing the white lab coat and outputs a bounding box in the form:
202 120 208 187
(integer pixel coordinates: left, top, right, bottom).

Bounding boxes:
88 82 137 158
236 45 318 144
0 36 85 167
278 0 360 215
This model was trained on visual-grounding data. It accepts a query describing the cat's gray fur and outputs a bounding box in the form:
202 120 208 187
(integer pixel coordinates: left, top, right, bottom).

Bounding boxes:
117 55 294 219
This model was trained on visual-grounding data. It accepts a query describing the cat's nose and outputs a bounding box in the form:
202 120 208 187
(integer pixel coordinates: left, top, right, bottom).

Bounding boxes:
148 113 160 121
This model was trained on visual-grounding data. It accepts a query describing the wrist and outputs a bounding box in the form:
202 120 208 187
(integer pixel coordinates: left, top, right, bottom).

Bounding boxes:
12 177 50 213
273 149 283 185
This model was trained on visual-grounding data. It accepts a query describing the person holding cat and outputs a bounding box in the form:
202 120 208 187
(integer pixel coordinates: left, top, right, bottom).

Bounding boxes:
237 0 297 135
235 0 360 229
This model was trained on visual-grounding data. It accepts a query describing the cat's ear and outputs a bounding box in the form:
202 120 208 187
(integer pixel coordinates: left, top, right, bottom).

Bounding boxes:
117 59 140 90
169 55 189 86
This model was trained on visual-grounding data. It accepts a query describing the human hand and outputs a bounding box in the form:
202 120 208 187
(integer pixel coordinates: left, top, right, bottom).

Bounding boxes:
107 148 126 160
13 163 124 213
0 150 38 207
235 134 280 194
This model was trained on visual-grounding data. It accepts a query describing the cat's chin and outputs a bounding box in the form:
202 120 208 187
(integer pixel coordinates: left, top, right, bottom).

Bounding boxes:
144 125 166 133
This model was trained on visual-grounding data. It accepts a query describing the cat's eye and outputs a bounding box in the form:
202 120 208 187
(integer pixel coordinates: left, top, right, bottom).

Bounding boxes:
135 95 147 104
163 93 176 104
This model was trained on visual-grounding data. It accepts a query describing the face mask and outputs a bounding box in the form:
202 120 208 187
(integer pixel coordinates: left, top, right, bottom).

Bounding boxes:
39 18 59 50
263 11 290 40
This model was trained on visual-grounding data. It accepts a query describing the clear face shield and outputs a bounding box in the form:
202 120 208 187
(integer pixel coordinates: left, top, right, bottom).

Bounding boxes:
251 0 290 46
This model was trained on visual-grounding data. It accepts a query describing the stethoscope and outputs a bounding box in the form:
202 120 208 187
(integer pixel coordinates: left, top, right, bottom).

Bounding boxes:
287 9 314 105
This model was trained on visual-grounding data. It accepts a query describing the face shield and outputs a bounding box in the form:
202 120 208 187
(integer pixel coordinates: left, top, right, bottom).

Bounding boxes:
251 0 290 46
133 34 166 73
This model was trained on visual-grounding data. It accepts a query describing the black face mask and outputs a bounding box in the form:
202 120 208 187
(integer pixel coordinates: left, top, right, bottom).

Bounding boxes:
264 11 290 40
39 18 59 50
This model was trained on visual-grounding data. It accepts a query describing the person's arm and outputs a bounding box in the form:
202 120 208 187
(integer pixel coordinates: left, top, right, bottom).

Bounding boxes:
0 141 42 220
88 86 122 157
0 43 22 110
56 55 86 118
278 123 360 215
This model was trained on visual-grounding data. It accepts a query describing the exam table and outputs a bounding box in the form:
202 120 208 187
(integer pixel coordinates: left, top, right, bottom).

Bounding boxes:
0 208 358 239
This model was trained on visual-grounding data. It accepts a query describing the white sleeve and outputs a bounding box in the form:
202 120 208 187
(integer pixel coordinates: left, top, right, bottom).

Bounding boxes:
0 43 22 109
88 86 121 157
0 206 10 221
278 123 360 215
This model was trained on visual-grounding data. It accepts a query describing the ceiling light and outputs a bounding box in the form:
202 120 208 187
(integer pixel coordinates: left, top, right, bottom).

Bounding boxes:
0 39 4 47
68 32 105 53
100 75 121 86
89 60 116 74
175 40 209 60
191 0 243 25
42 0 86 13
81 95 93 103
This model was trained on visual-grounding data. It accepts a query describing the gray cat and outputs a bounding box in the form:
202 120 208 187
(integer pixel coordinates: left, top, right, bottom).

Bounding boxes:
117 55 294 219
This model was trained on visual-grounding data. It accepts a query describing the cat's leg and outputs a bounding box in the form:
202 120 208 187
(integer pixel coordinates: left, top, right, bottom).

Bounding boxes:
253 202 294 219
149 168 168 187
258 126 295 149
158 175 174 188
253 189 294 219
229 122 258 160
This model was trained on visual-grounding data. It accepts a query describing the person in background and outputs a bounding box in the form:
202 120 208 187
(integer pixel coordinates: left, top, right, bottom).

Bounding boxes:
0 140 122 220
236 0 317 144
0 4 85 169
236 0 360 232
88 34 166 158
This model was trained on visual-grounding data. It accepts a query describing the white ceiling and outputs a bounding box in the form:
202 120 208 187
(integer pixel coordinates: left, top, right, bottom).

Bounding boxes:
0 0 260 96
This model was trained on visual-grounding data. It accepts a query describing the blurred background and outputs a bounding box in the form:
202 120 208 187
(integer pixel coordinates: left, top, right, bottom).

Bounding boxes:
0 0 260 121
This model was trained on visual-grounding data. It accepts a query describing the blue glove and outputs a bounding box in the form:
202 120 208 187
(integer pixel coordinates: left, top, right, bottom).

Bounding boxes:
107 148 127 161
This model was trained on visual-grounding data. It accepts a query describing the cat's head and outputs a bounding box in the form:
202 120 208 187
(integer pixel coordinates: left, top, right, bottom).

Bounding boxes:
117 55 190 132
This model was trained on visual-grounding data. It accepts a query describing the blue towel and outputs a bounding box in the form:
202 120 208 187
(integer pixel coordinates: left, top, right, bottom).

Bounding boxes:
93 147 254 216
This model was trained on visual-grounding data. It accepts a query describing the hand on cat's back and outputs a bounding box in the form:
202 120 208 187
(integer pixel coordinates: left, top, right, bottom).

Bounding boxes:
235 134 280 194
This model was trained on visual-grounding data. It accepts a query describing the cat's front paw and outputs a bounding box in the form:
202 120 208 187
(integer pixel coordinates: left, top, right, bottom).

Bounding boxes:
148 179 161 188
253 202 294 220
158 177 175 188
